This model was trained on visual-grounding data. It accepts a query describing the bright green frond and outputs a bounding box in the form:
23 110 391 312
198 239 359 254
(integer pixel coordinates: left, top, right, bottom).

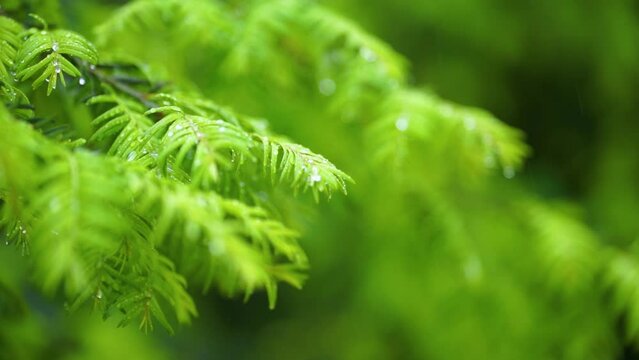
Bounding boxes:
0 16 23 82
368 89 529 176
15 28 97 94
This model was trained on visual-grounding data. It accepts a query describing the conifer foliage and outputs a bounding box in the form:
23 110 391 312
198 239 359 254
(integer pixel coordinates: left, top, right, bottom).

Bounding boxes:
5 1 617 356
0 2 355 333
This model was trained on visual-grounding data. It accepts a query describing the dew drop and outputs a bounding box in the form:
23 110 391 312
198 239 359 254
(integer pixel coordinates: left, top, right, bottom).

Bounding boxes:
318 78 336 96
219 127 226 133
359 47 377 62
55 66 61 74
309 166 322 184
89 65 96 70
175 124 183 131
167 130 174 137
49 197 60 210
463 255 483 283
464 115 476 131
503 166 515 179
196 196 206 207
484 153 496 168
440 105 454 117
395 116 409 132
96 289 103 299
78 77 86 86
40 31 47 35
51 41 59 52
127 151 136 161
208 239 226 256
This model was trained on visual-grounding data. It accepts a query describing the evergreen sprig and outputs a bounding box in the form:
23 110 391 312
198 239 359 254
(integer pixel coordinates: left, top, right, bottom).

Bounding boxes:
0 9 341 332
15 25 97 94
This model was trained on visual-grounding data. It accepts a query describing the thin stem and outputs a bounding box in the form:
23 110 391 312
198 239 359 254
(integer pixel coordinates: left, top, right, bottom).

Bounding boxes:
89 67 159 109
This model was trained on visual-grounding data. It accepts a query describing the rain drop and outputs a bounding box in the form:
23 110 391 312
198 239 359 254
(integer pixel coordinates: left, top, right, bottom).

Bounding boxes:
197 196 207 206
127 151 136 161
463 255 483 283
318 78 336 96
208 239 226 256
484 153 496 168
78 78 86 86
51 41 59 52
395 116 409 132
440 105 454 117
309 166 322 184
464 115 476 131
503 166 515 179
359 47 377 62
49 197 60 210
96 289 103 299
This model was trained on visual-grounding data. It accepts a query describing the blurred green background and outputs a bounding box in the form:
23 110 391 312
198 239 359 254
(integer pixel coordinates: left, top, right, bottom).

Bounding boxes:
3 0 639 359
